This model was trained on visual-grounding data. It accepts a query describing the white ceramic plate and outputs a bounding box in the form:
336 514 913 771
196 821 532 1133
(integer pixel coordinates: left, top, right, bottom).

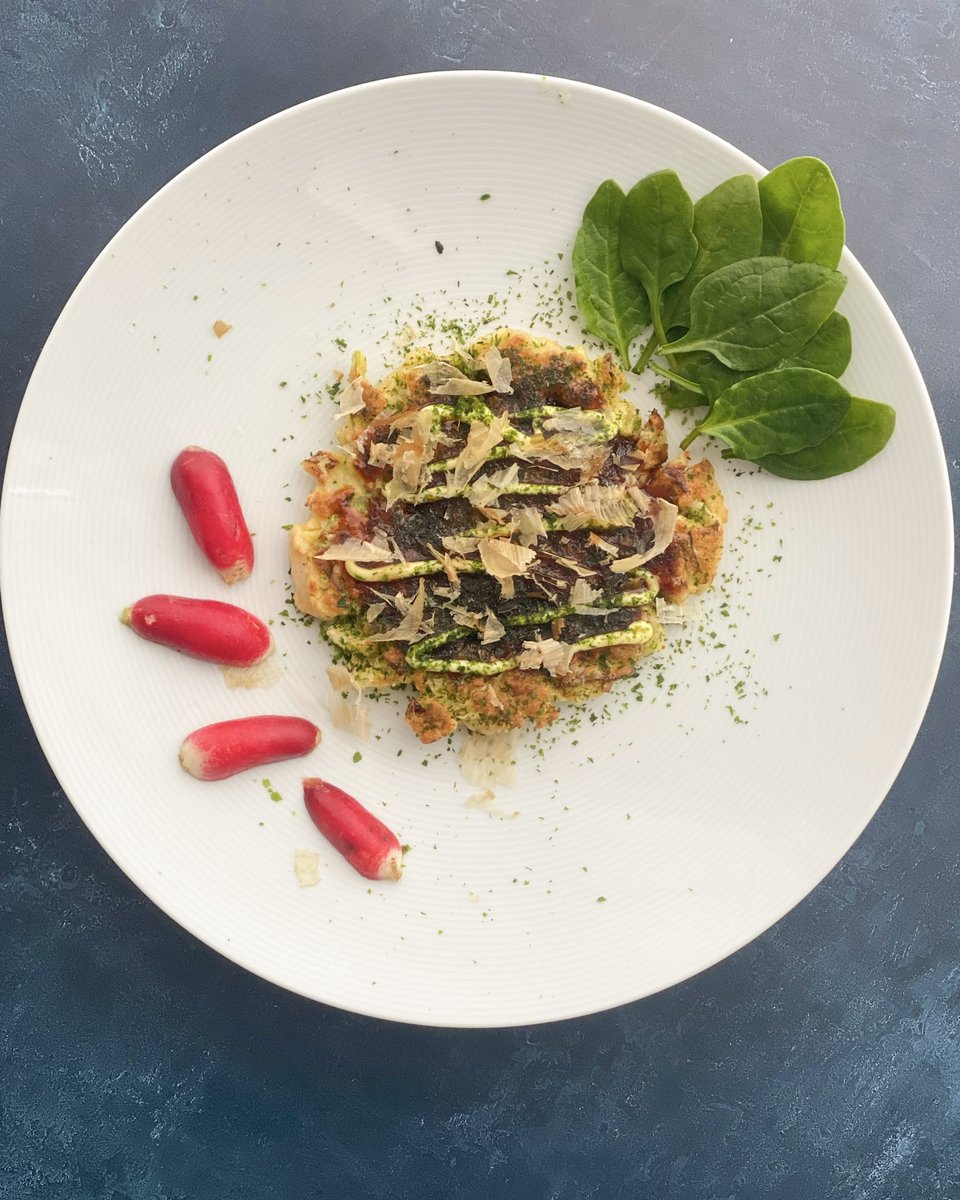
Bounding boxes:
1 72 952 1026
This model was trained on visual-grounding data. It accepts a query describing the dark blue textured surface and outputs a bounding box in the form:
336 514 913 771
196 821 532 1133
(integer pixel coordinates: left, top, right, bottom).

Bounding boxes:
1 3 958 1197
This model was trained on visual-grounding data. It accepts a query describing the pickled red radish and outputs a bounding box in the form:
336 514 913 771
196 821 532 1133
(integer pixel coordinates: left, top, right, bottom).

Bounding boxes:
303 777 403 881
121 595 271 666
171 446 254 584
180 716 321 780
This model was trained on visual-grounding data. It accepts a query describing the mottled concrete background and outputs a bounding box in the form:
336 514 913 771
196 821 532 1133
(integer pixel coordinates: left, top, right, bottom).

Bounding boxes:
1 2 958 1197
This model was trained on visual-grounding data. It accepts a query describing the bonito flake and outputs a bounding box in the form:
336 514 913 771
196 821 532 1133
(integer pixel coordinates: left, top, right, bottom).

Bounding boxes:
610 495 678 572
337 375 366 417
424 360 495 396
481 345 514 394
384 408 440 503
477 538 536 599
326 663 371 740
447 415 511 489
518 637 576 677
546 483 639 530
458 731 516 787
513 505 548 546
365 579 433 643
466 462 521 508
569 577 608 614
318 534 399 562
481 609 506 644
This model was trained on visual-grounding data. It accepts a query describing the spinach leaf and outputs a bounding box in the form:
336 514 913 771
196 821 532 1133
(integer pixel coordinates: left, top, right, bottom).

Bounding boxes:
666 352 742 405
662 174 762 331
782 311 851 376
681 367 850 458
662 256 846 371
759 157 845 269
759 397 895 479
668 310 853 404
620 170 698 344
572 180 651 368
